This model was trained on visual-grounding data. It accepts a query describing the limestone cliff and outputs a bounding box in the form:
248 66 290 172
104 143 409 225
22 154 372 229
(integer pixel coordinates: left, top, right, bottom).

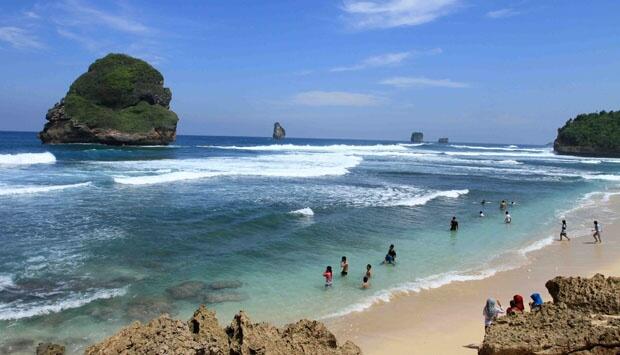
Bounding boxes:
479 274 620 355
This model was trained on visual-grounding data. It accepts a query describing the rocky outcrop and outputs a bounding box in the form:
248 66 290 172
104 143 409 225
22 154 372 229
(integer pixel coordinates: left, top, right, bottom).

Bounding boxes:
86 305 361 355
479 274 620 355
39 53 179 146
273 122 286 140
411 132 423 143
438 137 449 144
554 110 620 157
35 343 65 355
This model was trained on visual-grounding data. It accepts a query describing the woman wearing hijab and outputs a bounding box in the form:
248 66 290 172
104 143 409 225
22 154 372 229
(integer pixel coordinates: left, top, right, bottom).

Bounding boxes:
483 298 504 329
513 294 525 312
530 293 543 311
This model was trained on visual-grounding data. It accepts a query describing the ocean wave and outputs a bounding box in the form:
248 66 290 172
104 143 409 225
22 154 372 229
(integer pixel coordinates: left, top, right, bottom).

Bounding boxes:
0 182 92 196
0 274 15 291
201 143 410 154
0 152 56 166
0 287 127 320
289 207 314 216
518 236 554 256
581 174 620 182
111 154 363 186
449 144 548 153
388 189 469 207
322 267 510 319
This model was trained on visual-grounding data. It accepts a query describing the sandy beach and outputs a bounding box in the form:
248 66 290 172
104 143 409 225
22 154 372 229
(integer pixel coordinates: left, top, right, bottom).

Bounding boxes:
328 195 620 355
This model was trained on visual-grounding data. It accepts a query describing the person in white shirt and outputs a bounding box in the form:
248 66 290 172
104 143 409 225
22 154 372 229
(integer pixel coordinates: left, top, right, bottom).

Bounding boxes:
483 298 504 330
504 211 512 224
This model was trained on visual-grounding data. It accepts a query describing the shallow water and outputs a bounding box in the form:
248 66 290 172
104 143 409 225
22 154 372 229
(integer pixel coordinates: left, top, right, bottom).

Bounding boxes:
0 132 618 353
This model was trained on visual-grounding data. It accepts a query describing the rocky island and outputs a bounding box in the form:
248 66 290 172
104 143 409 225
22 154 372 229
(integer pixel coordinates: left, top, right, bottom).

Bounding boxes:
554 110 620 157
273 122 286 140
39 53 179 145
411 132 423 143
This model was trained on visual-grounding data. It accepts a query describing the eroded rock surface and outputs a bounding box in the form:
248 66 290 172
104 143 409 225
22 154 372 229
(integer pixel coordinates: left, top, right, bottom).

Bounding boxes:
86 305 361 355
479 274 620 355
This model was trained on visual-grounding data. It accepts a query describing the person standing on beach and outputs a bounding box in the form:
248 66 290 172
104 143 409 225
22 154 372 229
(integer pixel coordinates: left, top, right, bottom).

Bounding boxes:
559 219 570 241
323 266 333 288
593 220 602 243
450 216 459 231
340 256 349 276
483 298 504 330
504 211 512 224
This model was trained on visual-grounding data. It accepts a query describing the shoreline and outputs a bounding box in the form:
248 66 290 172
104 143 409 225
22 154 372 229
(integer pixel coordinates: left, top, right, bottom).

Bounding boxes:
326 195 620 354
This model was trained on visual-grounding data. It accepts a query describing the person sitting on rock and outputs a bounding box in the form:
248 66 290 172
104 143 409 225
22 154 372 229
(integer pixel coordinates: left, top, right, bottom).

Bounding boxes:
529 293 543 311
512 294 525 312
483 298 504 330
506 300 517 315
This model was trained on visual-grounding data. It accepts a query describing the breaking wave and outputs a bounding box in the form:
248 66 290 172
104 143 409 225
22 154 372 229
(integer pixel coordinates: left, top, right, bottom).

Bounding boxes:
289 207 315 216
0 152 56 166
0 182 92 196
111 154 363 185
0 287 128 320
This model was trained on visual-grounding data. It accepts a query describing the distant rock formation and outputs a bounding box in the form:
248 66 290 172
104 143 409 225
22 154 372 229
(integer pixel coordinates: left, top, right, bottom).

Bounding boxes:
411 132 424 143
39 53 179 146
273 122 286 140
479 274 620 355
554 110 620 157
438 137 449 144
85 305 361 355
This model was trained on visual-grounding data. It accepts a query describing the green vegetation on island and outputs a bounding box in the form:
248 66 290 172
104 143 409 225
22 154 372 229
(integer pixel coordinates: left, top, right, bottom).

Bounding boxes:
39 53 179 145
554 110 620 157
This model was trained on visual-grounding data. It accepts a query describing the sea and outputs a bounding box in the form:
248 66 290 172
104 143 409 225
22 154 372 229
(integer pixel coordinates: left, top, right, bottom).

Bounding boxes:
0 131 619 353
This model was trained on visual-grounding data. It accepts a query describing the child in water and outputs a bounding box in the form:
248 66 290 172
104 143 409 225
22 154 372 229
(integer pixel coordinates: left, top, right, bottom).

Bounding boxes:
361 276 370 289
340 256 349 276
365 264 372 279
504 211 512 224
323 266 333 288
450 216 459 231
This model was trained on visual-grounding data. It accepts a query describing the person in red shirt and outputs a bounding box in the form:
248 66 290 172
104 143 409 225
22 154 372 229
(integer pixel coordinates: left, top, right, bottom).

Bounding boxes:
323 266 333 288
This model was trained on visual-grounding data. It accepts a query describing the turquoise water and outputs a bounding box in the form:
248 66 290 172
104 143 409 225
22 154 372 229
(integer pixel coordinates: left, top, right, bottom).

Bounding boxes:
0 132 618 353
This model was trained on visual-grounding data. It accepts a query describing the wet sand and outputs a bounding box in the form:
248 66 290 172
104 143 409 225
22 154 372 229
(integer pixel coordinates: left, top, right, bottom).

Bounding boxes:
327 197 620 355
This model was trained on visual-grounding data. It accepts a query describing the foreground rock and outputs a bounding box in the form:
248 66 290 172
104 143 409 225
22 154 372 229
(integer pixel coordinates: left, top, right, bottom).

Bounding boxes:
479 274 620 355
86 305 361 355
39 53 179 146
273 122 286 140
554 110 620 157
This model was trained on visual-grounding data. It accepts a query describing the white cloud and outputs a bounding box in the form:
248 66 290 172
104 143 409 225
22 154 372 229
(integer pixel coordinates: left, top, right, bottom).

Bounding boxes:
0 27 43 49
23 11 40 19
331 48 442 72
292 91 383 106
486 8 520 19
380 76 469 88
56 0 152 35
341 0 460 29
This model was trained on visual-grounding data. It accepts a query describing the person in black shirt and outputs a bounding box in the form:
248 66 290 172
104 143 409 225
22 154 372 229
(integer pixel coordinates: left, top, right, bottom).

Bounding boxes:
450 216 459 231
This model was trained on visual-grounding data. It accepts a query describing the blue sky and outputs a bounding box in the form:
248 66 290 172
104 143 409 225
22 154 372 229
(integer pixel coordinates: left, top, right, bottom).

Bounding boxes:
0 0 619 143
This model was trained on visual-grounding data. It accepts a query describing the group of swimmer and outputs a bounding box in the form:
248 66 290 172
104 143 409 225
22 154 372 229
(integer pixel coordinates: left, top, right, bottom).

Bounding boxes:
483 293 544 329
322 244 396 289
459 199 604 243
450 199 515 231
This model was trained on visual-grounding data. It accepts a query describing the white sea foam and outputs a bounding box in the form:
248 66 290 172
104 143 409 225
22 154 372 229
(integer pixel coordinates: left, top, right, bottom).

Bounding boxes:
581 174 620 182
0 274 15 291
0 182 92 196
0 287 127 320
518 236 555 256
112 154 363 185
323 267 509 319
449 144 547 152
389 189 469 207
0 152 56 166
289 207 314 216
